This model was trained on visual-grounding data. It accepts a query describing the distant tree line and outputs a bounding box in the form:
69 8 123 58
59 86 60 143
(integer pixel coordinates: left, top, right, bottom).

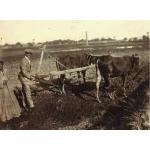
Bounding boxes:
1 34 149 49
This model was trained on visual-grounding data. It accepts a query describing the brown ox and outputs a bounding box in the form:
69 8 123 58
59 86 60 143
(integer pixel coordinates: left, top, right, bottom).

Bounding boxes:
56 54 91 94
89 54 140 102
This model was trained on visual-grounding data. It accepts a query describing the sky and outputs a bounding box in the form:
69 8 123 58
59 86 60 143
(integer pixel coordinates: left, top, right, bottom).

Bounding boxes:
0 20 149 44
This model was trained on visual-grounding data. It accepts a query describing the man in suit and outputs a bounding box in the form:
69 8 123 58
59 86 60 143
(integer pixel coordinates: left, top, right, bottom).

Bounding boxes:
18 49 35 110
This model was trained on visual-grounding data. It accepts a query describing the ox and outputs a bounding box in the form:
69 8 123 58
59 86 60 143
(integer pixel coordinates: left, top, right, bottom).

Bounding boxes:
56 54 91 94
88 54 140 102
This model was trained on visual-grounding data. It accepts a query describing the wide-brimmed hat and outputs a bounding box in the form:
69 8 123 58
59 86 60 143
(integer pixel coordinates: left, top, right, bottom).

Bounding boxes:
24 49 33 54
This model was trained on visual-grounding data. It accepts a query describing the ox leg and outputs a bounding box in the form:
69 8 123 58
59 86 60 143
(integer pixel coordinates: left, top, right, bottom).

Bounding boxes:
77 71 82 84
122 75 127 97
62 83 66 95
82 70 86 84
60 74 66 95
104 75 111 89
96 68 101 103
104 75 115 100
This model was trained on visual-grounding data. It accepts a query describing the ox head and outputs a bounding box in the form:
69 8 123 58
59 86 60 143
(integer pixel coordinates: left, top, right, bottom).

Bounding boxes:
131 54 140 70
86 54 92 65
86 54 99 65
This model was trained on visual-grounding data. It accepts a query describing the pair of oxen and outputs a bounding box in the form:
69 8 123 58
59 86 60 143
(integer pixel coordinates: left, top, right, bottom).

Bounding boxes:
56 53 140 103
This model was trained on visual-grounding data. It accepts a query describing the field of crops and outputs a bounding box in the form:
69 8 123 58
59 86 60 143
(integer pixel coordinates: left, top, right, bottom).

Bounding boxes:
0 47 149 130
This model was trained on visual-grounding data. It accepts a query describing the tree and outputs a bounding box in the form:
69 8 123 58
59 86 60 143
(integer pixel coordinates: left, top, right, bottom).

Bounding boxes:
78 39 85 42
27 42 33 47
142 35 149 42
15 42 23 47
4 43 9 47
123 37 127 41
90 38 100 42
100 37 106 41
132 37 138 42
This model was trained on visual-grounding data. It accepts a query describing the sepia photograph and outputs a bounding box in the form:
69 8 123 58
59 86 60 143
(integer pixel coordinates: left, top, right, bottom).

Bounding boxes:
0 20 149 130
